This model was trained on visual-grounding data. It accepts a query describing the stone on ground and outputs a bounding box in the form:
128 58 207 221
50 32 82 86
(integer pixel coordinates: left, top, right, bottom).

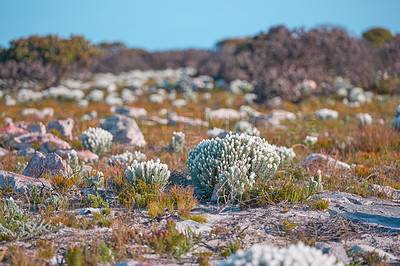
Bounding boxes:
100 114 146 146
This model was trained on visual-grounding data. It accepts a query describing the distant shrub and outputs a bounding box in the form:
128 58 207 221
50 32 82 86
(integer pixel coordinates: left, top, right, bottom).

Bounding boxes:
1 35 102 66
363 28 395 47
99 41 127 50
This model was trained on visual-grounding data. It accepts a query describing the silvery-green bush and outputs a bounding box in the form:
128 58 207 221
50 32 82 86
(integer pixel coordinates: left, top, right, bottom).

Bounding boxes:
220 242 344 266
272 145 296 165
187 133 280 198
168 131 185 153
125 159 170 190
80 127 113 155
45 194 69 210
0 198 57 240
108 151 147 166
88 170 105 189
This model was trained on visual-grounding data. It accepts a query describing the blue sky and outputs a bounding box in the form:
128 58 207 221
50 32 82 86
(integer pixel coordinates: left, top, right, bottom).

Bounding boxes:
1 0 400 51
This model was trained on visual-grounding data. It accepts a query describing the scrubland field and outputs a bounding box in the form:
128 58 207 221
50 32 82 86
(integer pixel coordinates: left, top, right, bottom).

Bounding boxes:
0 27 400 265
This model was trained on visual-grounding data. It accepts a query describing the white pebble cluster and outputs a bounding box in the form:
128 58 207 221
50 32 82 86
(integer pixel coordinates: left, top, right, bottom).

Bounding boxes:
125 159 170 190
220 242 344 266
80 127 113 155
187 133 280 198
108 151 147 166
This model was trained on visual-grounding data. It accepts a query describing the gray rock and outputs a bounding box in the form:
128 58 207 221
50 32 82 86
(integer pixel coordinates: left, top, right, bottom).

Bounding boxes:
299 153 350 170
316 191 400 232
368 184 400 200
0 170 52 192
168 113 209 127
22 152 46 178
17 121 46 134
350 245 399 261
23 152 72 178
111 106 147 118
0 124 29 143
47 118 74 140
315 242 350 264
100 115 146 146
258 110 296 126
6 132 71 152
210 108 246 121
42 153 73 177
175 220 212 235
114 261 151 266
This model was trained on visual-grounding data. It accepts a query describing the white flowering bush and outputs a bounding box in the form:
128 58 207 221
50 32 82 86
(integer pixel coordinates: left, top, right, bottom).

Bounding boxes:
244 127 260 137
315 108 339 121
44 86 84 101
272 145 296 164
228 79 253 94
149 93 165 104
80 127 113 155
187 133 280 198
167 131 186 153
356 113 372 125
303 136 318 146
108 151 147 166
125 159 170 190
105 94 123 105
220 242 344 266
235 121 254 132
207 127 225 138
236 121 260 137
87 89 104 102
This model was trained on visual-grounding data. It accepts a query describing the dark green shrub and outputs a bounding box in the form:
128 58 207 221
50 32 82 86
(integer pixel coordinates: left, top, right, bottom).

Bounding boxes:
1 35 102 66
363 28 395 47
